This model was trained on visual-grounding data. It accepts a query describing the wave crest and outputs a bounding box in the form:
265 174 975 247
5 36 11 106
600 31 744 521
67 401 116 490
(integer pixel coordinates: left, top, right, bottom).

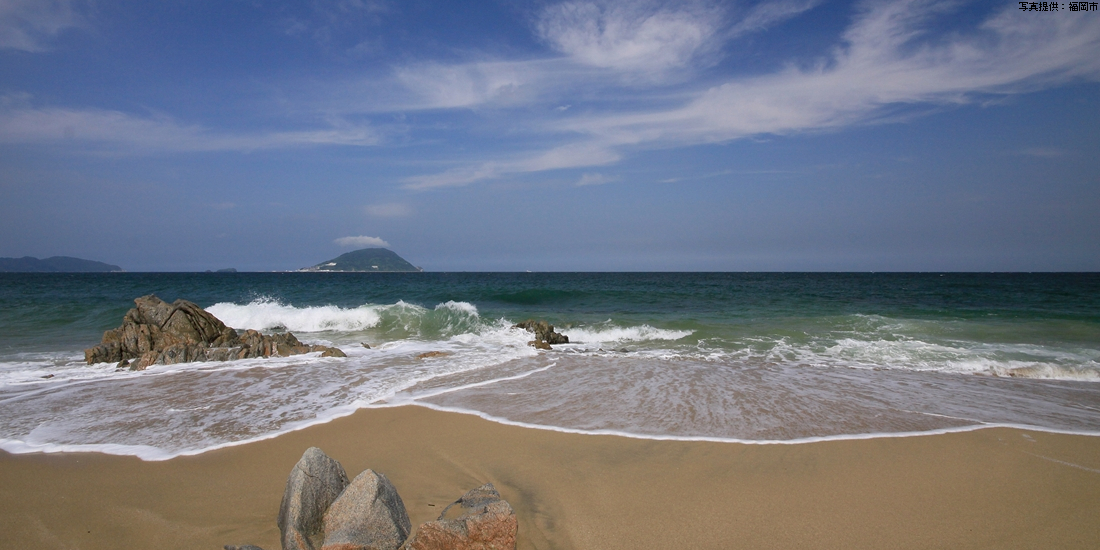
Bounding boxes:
564 322 693 343
205 298 486 338
206 299 382 332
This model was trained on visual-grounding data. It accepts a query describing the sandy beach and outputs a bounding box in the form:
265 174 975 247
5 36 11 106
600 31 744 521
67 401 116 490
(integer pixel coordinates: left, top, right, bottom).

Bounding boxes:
2 405 1099 550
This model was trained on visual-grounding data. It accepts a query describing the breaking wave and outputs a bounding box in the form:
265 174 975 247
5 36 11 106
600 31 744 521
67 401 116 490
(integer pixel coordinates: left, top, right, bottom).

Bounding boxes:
205 298 487 339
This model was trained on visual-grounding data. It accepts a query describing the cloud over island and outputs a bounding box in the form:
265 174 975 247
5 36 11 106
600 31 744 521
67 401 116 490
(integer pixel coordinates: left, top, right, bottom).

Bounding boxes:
334 236 390 248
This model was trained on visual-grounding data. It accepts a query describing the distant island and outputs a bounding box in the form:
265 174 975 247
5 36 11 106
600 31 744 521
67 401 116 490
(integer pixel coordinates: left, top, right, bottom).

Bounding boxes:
0 256 123 273
300 248 422 272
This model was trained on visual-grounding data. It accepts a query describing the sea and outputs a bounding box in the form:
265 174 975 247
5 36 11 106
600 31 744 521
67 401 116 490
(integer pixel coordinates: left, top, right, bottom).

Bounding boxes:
1 272 1098 460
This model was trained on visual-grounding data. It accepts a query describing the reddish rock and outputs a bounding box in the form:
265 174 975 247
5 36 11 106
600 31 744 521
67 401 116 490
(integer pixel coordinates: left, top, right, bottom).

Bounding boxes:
401 483 516 550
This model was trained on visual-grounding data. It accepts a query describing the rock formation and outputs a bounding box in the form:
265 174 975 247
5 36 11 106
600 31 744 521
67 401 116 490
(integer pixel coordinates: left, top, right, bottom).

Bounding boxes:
402 483 517 550
279 447 351 550
227 448 516 550
513 319 568 349
321 470 411 550
84 295 346 370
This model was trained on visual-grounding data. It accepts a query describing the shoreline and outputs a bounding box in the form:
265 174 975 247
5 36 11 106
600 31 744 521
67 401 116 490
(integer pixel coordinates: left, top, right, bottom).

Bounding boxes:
7 397 1100 461
3 405 1100 549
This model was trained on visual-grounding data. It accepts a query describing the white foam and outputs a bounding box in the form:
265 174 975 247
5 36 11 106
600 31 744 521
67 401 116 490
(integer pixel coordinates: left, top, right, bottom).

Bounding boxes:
563 323 693 343
206 298 383 332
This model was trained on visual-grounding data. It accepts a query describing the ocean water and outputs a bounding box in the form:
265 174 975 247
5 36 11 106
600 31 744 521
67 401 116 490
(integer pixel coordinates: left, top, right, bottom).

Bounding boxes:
1 272 1098 460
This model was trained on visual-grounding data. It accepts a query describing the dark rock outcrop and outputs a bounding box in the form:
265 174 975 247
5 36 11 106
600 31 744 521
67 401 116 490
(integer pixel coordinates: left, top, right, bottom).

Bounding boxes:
279 447 352 550
321 469 411 550
401 483 517 550
83 295 345 369
513 319 568 348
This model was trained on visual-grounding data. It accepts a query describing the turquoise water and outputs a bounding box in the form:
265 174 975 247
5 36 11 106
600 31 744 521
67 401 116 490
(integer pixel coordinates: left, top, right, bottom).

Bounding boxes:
1 272 1098 459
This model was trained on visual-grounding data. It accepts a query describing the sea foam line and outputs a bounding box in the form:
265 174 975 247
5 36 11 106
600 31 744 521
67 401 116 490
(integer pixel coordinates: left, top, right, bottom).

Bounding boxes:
4 403 1100 462
383 362 557 404
389 401 1100 446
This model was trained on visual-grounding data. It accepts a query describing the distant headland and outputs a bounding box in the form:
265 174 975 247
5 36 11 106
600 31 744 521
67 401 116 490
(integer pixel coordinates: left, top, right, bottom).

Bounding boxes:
299 248 422 272
0 256 123 272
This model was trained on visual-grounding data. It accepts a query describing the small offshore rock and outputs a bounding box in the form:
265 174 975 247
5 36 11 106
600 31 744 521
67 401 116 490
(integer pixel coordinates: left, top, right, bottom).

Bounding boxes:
402 483 517 550
279 447 351 550
321 469 411 550
41 374 54 379
513 320 568 346
310 345 347 358
361 343 371 349
224 545 266 550
527 340 552 350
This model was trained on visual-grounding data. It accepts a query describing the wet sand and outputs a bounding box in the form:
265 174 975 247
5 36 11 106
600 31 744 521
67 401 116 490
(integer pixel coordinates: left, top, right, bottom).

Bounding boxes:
2 405 1099 549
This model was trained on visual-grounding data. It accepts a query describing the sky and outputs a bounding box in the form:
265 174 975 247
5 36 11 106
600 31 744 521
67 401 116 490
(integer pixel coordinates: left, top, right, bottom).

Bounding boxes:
1 0 1098 272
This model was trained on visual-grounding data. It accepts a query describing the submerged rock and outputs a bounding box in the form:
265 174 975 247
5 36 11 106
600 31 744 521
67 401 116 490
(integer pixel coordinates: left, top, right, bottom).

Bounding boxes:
279 447 352 550
416 351 449 359
321 469 411 550
83 294 345 368
401 483 517 550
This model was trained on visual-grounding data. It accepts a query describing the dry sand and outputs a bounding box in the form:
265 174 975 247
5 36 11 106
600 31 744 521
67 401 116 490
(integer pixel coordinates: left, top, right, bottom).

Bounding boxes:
2 405 1099 549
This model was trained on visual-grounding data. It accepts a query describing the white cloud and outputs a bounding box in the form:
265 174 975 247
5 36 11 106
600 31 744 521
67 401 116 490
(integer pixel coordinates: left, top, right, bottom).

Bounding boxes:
536 1 723 80
556 0 1100 146
0 104 382 152
398 0 1100 189
403 142 620 189
334 235 390 247
364 203 412 217
0 0 84 52
728 0 821 37
393 59 564 110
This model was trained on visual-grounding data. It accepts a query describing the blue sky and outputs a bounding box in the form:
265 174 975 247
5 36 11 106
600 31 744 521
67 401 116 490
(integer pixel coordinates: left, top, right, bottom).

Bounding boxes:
1 0 1098 271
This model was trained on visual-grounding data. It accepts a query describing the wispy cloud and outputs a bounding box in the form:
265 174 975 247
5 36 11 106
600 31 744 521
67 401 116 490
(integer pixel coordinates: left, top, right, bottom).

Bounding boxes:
334 235 390 247
536 0 725 81
333 0 810 114
396 0 1100 188
728 0 822 37
557 0 1100 147
393 60 546 110
0 0 85 52
0 103 381 152
282 0 390 43
403 142 620 189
